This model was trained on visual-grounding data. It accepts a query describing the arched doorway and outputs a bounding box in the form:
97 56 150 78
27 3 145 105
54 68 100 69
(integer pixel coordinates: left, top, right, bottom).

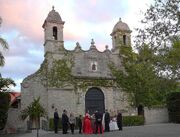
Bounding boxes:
85 87 105 115
138 105 144 116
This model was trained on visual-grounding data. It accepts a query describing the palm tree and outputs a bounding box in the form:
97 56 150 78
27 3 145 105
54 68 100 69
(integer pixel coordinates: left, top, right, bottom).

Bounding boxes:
0 17 9 67
0 17 14 88
20 97 46 137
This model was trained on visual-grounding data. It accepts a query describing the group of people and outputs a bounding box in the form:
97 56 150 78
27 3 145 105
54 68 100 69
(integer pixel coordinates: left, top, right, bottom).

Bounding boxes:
53 108 123 134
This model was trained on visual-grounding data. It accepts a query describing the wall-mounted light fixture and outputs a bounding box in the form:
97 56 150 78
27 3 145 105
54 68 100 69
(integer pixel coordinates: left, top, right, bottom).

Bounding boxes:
51 103 55 109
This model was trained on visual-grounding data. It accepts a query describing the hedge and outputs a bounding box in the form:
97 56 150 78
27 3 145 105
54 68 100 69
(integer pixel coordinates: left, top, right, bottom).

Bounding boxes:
0 92 10 130
49 115 144 130
49 117 79 130
122 116 144 126
167 92 180 123
49 118 62 130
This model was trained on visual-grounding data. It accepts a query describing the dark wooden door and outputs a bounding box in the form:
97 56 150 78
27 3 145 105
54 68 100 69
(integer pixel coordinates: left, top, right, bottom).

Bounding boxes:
85 87 105 115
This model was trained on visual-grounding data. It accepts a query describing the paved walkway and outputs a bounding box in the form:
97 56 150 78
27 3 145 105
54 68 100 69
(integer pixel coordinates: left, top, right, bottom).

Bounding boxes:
1 123 180 137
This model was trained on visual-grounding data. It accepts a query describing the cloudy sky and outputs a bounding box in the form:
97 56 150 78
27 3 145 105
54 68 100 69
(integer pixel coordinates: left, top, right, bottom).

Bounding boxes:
0 0 152 92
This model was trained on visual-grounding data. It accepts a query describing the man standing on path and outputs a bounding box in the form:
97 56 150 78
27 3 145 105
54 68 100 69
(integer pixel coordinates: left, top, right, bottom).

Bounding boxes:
78 115 82 134
95 110 103 134
117 111 123 131
104 109 110 132
62 109 69 134
53 108 59 134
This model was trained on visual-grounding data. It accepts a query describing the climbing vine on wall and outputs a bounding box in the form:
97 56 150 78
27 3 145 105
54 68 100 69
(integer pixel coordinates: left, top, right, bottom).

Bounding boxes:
35 53 115 91
75 79 115 91
48 59 73 87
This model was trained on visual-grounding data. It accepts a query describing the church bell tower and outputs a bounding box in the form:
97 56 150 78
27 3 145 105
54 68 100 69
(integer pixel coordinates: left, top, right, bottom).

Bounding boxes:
111 18 132 53
42 6 65 54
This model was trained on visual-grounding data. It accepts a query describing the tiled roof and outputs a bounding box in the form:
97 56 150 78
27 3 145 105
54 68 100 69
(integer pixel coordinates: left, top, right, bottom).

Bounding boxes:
9 92 20 105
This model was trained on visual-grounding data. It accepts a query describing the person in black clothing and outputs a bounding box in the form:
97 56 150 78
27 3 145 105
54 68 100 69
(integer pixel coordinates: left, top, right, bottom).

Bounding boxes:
95 110 103 134
78 115 82 134
54 108 59 133
104 109 110 132
117 111 123 130
62 109 69 134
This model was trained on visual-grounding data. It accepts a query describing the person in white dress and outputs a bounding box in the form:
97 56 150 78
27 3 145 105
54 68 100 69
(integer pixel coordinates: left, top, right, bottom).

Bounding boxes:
102 112 105 130
109 117 118 131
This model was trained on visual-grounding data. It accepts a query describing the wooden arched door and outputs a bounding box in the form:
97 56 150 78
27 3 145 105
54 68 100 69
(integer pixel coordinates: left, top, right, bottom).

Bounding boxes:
85 87 105 115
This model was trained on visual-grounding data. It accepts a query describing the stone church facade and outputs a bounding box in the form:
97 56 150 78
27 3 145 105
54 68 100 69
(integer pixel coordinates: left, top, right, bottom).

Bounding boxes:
21 7 132 118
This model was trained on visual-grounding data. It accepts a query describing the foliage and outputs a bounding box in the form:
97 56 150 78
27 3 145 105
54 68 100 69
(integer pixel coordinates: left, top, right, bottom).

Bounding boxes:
0 18 15 130
20 97 46 137
0 76 16 92
0 17 9 67
111 42 178 107
75 79 114 91
20 97 46 121
49 118 62 130
0 92 10 130
135 0 180 79
49 116 144 130
110 0 180 107
135 0 180 80
158 38 180 79
41 57 114 91
122 115 144 126
49 117 79 130
136 0 180 49
0 17 16 92
48 59 73 87
167 92 180 123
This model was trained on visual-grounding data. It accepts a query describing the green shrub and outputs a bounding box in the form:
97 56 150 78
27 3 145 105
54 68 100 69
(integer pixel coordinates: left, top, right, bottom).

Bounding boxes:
49 117 80 130
0 92 10 130
49 115 144 130
122 116 144 126
49 118 62 130
167 92 180 123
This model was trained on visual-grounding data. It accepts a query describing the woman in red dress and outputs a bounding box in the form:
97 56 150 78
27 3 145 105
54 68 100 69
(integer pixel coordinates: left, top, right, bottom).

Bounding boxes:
83 113 93 134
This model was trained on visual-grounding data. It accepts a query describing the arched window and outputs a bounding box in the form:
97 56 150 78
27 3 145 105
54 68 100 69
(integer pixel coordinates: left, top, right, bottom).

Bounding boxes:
91 62 97 71
123 35 126 45
53 26 57 40
92 64 96 71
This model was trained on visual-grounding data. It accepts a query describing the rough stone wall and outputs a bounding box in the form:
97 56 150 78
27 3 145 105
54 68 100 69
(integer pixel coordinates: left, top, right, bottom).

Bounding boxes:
5 108 26 133
46 85 130 118
21 74 48 111
47 88 76 118
44 22 64 42
144 107 169 124
21 45 130 119
72 49 113 78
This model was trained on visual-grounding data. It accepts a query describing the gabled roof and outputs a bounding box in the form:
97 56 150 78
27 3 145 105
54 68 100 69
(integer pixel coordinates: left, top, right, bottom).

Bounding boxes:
9 92 21 105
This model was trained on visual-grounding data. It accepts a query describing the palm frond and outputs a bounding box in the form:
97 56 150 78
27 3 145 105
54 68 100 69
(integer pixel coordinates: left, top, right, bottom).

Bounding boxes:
0 52 5 67
20 97 46 121
0 38 8 50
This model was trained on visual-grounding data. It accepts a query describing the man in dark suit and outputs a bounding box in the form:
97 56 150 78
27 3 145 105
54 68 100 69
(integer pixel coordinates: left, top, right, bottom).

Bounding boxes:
95 110 103 134
117 111 123 131
62 109 69 134
54 108 59 133
104 109 110 132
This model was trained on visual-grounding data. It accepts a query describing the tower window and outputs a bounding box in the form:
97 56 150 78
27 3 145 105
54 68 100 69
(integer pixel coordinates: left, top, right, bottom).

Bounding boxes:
123 35 126 45
53 26 57 40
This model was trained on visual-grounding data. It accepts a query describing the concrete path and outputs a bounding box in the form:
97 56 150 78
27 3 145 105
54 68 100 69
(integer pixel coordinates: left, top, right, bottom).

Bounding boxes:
1 123 180 137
